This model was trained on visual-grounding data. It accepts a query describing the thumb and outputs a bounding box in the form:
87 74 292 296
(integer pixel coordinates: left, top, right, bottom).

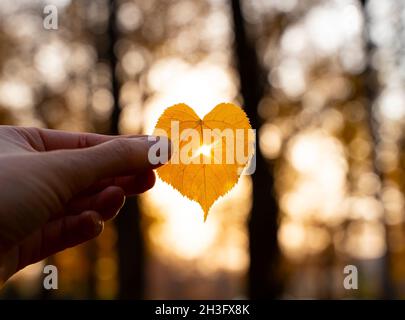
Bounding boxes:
44 135 170 193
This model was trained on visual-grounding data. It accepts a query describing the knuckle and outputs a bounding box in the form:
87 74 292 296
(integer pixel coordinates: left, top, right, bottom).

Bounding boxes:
77 134 89 149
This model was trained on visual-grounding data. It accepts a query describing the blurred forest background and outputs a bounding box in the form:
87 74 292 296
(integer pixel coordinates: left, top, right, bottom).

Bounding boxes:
1 0 405 299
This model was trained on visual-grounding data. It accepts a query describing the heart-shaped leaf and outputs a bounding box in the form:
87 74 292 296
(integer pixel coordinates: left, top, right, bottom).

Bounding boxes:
154 103 254 220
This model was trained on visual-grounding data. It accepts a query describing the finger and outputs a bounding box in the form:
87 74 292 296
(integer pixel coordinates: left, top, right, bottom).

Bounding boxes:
66 186 125 221
17 211 103 271
113 170 156 195
26 127 148 151
64 172 155 219
42 135 170 194
82 170 156 196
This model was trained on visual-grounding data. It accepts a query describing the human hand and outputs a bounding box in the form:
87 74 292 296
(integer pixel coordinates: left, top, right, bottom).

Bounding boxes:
0 126 169 285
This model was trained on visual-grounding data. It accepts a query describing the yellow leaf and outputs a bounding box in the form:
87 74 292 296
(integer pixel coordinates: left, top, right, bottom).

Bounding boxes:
154 103 254 220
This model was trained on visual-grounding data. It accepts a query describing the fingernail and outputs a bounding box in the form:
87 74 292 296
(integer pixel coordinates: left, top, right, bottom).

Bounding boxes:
113 196 126 218
95 219 104 235
119 195 126 210
87 211 104 235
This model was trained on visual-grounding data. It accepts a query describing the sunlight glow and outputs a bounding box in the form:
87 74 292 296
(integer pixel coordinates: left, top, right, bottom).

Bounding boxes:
279 130 349 259
341 221 386 260
141 176 252 271
196 144 213 158
144 57 237 132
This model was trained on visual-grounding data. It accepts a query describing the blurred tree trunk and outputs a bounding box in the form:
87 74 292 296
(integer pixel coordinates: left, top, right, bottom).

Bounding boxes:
230 0 282 299
107 0 144 299
360 0 395 299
